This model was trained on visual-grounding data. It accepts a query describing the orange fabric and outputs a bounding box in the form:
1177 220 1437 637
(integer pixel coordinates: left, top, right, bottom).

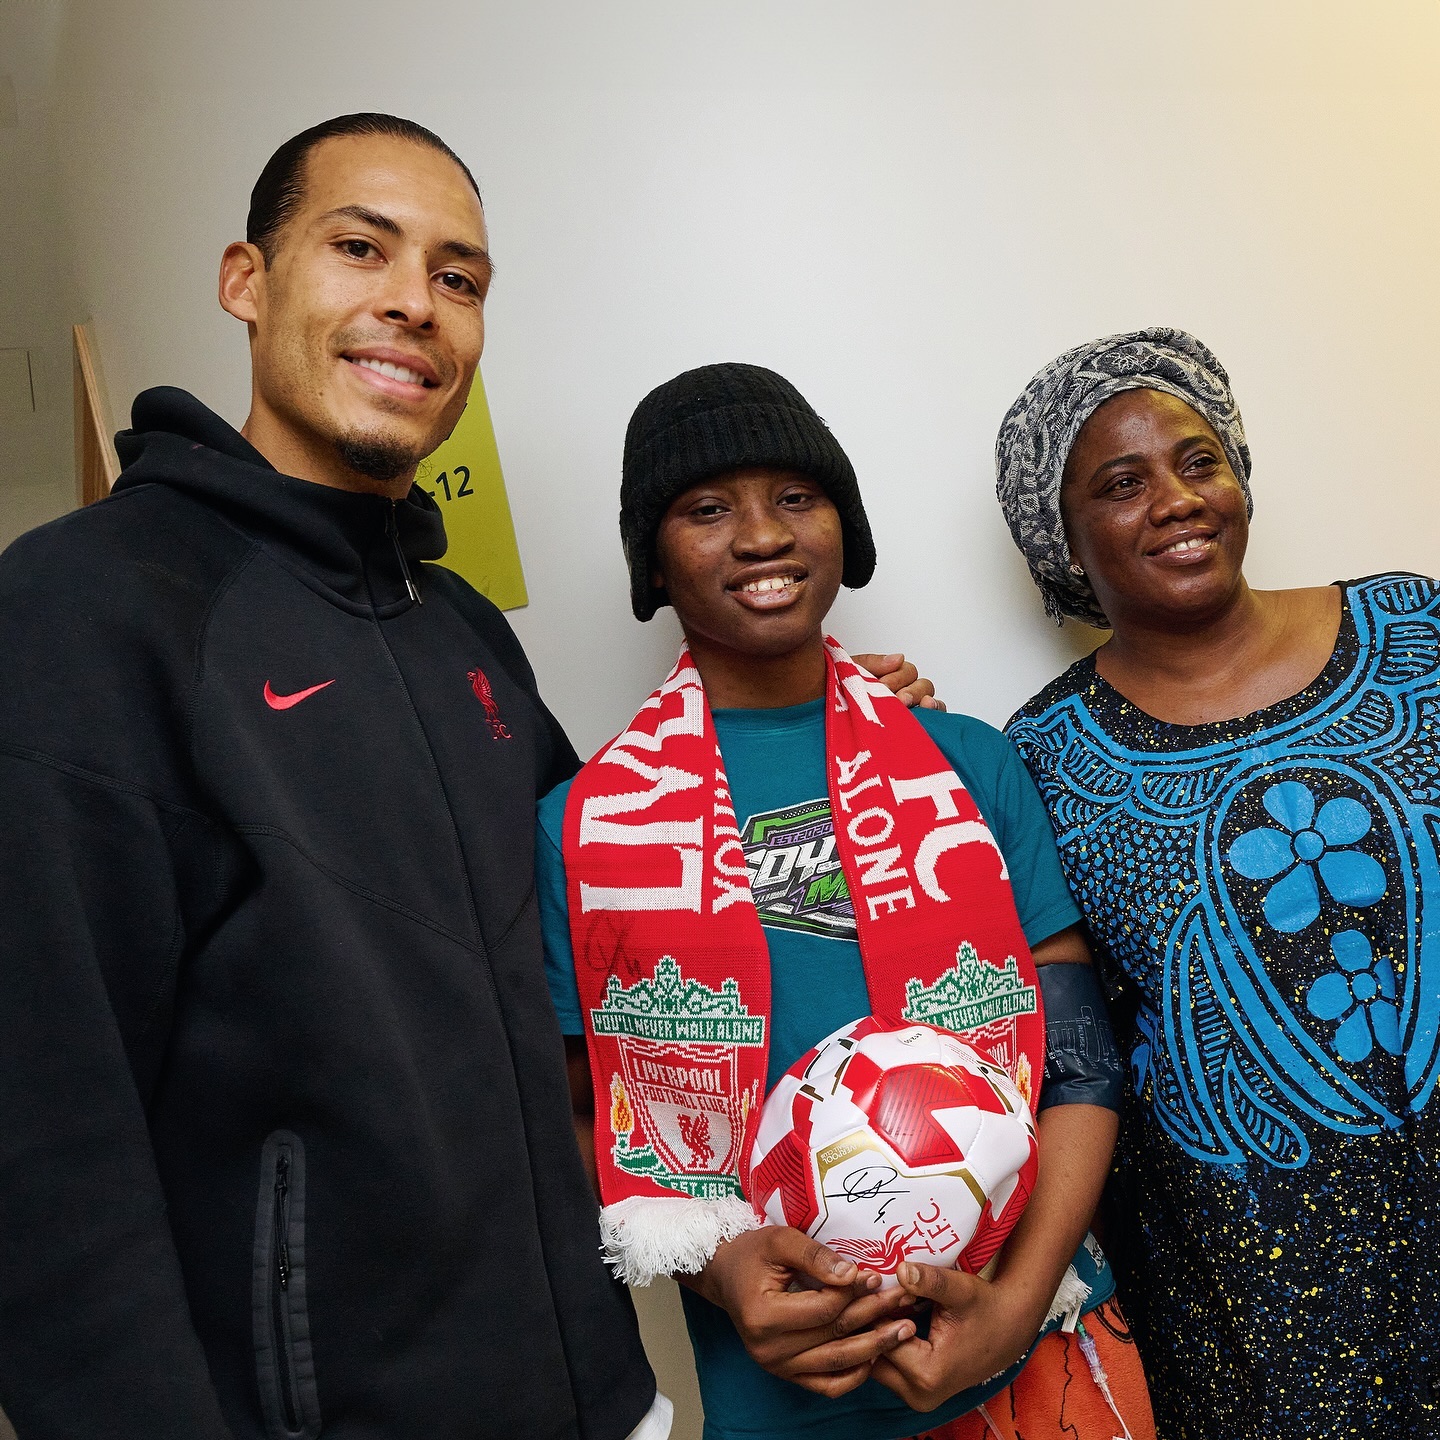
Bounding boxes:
908 1296 1156 1440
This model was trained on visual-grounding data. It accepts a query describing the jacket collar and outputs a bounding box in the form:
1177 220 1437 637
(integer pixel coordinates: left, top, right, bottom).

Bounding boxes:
113 387 448 616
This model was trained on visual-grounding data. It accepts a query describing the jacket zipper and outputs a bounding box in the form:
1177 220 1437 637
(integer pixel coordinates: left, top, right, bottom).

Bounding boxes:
271 1149 299 1433
388 499 422 605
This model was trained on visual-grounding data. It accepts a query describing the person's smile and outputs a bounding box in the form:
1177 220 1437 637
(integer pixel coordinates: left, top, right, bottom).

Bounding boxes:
1145 526 1220 566
727 561 810 612
339 343 444 404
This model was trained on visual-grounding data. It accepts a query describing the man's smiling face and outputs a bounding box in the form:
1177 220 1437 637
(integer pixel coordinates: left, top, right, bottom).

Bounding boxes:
221 132 491 492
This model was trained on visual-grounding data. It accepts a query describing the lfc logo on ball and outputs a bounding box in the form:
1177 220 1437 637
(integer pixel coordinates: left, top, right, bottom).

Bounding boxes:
745 1017 1039 1285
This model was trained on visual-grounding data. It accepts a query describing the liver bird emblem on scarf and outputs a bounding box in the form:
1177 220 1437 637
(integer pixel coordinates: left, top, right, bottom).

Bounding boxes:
677 1111 714 1169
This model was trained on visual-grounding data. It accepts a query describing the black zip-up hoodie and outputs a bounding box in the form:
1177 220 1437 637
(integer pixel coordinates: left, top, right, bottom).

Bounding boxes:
0 389 655 1440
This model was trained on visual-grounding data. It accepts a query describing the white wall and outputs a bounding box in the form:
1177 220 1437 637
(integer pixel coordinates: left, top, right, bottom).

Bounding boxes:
44 1 1440 760
19 2 1440 1433
0 1 78 549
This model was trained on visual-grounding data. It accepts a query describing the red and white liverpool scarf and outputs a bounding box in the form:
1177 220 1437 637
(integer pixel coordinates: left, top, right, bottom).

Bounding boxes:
563 640 1044 1282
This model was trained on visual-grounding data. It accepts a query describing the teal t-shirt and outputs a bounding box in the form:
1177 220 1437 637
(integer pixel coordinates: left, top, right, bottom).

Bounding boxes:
536 701 1100 1440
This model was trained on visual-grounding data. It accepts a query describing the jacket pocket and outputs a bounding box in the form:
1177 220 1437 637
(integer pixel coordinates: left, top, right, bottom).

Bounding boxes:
252 1130 322 1440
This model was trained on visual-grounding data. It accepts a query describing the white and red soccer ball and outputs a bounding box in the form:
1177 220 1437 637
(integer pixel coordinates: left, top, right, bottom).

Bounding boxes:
743 1017 1038 1285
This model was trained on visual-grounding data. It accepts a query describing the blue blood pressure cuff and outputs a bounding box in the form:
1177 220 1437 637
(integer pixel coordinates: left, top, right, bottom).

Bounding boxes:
1037 962 1125 1112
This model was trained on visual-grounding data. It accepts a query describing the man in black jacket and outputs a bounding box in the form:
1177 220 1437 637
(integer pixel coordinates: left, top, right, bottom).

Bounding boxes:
0 112 930 1440
0 113 662 1440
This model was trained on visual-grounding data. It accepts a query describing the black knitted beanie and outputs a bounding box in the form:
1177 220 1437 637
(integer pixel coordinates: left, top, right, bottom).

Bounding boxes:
620 363 877 621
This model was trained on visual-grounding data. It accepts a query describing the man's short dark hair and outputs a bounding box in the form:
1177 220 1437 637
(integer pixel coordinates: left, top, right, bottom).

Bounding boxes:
247 113 482 264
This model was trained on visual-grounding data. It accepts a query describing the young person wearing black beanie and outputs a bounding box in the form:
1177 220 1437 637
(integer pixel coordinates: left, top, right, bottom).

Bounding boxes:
535 364 1157 1440
618 363 876 621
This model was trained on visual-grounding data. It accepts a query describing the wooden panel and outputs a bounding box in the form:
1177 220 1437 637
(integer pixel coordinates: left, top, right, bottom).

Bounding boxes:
73 322 120 507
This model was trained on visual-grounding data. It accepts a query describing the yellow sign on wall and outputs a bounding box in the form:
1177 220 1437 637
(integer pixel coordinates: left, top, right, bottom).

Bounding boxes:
414 368 528 611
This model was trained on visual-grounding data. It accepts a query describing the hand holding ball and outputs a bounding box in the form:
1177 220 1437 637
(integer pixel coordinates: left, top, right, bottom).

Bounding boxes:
744 1017 1038 1286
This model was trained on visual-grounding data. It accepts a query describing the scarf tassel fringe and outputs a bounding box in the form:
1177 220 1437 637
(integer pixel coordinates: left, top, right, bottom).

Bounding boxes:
600 1195 761 1287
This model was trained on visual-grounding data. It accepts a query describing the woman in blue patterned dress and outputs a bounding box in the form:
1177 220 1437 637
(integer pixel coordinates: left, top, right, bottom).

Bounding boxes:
993 328 1437 1439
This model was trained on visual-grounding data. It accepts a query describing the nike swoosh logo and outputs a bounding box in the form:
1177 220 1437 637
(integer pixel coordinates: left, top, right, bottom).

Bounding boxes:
264 679 336 711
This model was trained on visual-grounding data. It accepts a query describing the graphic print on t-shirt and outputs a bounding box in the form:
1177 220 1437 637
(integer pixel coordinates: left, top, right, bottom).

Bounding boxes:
740 797 856 941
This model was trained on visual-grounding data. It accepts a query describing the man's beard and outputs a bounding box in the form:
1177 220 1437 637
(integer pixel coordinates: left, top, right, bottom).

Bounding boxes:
334 431 421 484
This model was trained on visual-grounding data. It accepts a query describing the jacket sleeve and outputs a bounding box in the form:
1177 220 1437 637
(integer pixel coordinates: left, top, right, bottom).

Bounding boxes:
0 751 235 1440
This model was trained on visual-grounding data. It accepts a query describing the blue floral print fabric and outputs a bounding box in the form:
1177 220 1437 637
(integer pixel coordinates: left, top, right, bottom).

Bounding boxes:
1227 780 1387 934
1006 574 1440 1439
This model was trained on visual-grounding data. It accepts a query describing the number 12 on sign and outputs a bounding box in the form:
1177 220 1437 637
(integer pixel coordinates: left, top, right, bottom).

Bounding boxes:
429 466 474 502
412 368 529 612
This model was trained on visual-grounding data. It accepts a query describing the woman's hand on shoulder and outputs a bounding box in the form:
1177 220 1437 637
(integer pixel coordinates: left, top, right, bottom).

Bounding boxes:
869 1262 1043 1412
680 1226 917 1396
853 652 946 711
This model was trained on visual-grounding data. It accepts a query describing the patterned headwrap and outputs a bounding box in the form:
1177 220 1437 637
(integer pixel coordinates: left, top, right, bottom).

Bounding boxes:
994 326 1253 627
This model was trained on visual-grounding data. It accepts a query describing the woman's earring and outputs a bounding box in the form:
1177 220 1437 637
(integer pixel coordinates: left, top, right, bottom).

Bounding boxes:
1068 562 1085 577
